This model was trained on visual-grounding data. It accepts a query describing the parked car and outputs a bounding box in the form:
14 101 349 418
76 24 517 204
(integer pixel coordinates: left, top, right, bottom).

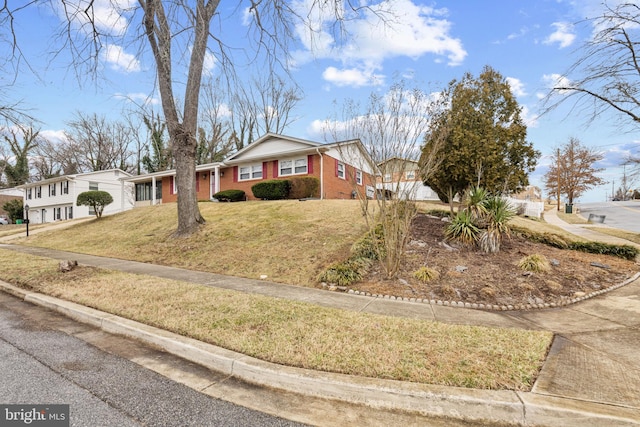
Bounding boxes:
0 217 9 225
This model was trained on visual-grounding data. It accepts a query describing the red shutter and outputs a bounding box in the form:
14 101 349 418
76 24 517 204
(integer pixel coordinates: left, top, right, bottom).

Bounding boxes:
233 166 238 182
308 155 314 174
263 162 268 179
273 161 279 178
169 176 174 195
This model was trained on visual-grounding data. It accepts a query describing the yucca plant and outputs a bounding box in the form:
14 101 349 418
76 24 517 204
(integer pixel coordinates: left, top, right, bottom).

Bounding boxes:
479 196 516 253
445 210 480 246
464 186 488 222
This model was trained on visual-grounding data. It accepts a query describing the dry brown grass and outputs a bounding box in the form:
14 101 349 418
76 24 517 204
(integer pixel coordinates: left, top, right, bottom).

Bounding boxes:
585 226 640 245
15 200 368 287
0 248 552 390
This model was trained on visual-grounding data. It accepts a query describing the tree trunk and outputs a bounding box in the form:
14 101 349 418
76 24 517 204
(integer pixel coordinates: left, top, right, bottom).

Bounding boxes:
172 128 204 237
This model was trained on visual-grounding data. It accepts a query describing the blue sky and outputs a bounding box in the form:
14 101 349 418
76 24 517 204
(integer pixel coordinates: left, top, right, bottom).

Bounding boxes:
3 0 639 202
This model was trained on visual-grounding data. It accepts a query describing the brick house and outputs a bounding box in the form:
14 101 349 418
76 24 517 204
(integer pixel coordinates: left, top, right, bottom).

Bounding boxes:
126 133 379 205
377 157 439 201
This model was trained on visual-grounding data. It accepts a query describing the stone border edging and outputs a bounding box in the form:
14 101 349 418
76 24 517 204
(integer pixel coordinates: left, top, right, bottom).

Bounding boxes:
347 271 640 311
1 281 639 425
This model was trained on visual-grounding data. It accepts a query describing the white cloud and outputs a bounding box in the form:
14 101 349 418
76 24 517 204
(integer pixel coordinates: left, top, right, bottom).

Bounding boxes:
322 67 384 87
544 22 575 48
103 44 140 73
520 105 538 128
40 129 69 145
506 77 526 97
53 0 134 37
293 0 467 88
203 51 217 75
542 73 573 92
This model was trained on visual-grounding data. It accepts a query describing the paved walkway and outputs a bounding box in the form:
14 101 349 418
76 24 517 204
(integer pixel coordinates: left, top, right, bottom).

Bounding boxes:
0 214 639 425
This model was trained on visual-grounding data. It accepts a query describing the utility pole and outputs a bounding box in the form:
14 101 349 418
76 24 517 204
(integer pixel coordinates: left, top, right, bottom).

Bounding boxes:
556 148 561 211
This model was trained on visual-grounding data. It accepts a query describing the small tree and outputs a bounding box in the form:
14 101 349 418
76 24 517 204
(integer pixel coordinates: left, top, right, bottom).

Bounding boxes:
543 137 605 207
77 191 113 219
2 199 23 222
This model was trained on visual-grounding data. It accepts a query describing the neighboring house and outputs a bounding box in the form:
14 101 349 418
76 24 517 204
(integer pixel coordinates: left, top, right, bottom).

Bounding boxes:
377 157 440 201
511 185 542 202
126 133 379 203
18 169 134 224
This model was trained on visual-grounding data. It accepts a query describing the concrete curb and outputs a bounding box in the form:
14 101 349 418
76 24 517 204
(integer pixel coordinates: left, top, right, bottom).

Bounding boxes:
2 281 639 426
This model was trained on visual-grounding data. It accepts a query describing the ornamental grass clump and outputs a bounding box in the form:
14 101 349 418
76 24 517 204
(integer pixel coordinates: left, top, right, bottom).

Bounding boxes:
413 266 440 283
518 254 551 273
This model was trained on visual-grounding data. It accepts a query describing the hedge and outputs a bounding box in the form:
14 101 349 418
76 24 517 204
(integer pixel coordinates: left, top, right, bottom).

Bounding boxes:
289 176 320 199
213 189 246 202
251 180 290 200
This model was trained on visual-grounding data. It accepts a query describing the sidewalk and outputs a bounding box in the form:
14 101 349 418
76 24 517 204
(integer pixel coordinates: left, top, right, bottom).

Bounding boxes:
0 215 639 425
544 207 640 248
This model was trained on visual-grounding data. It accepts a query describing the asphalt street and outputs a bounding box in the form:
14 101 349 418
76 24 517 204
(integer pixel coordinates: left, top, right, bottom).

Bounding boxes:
0 292 306 427
578 201 640 233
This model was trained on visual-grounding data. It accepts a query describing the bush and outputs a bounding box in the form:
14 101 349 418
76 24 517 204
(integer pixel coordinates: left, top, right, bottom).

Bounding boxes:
251 179 290 200
288 177 320 199
318 257 372 286
76 190 113 218
512 227 569 249
518 254 551 273
569 241 639 260
351 224 385 260
2 199 23 222
213 189 245 202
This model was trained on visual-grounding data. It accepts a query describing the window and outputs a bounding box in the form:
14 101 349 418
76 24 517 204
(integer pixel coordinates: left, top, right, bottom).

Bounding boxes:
36 186 41 198
337 162 345 179
279 158 307 176
65 206 73 220
89 182 99 191
136 183 152 201
27 188 32 200
239 164 262 181
406 170 416 180
355 170 362 185
49 184 56 197
54 207 61 221
61 181 69 194
383 173 392 182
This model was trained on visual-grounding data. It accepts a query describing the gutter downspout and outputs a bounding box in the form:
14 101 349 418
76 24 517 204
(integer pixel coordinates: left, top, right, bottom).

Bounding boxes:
316 148 324 200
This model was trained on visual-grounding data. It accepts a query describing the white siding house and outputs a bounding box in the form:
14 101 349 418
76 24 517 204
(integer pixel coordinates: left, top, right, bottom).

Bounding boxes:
19 169 134 224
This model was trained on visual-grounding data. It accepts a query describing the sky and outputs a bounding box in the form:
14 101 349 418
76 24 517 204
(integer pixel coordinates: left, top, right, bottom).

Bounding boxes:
2 0 640 203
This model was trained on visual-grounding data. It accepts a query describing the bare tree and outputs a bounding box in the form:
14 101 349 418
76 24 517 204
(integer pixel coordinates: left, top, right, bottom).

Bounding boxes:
225 74 302 151
324 82 449 279
3 1 389 236
543 137 605 208
544 3 640 128
64 112 134 172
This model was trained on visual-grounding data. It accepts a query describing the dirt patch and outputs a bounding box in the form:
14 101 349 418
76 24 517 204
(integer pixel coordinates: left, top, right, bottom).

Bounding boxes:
352 214 639 307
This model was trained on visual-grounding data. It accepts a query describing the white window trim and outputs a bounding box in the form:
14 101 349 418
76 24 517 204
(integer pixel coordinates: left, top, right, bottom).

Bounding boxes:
239 163 263 181
355 169 362 185
337 162 345 180
406 170 416 180
279 157 308 176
